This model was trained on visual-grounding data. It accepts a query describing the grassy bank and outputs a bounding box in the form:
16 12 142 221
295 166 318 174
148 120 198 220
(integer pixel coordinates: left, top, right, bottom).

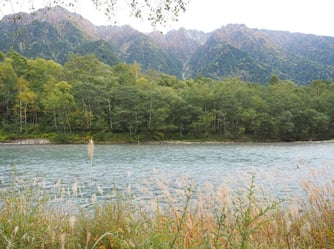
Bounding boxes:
1 173 333 249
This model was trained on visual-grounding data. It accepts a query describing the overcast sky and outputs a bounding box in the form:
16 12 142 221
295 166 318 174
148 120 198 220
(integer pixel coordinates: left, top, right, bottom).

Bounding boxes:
174 0 334 36
1 0 334 36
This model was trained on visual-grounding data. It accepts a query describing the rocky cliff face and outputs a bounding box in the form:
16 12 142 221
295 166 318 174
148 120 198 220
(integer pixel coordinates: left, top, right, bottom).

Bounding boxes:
1 6 334 84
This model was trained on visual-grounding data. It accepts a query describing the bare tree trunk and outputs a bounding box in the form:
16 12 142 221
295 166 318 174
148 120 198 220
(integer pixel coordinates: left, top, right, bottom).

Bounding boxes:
53 109 58 131
19 99 23 133
24 103 27 133
108 99 113 131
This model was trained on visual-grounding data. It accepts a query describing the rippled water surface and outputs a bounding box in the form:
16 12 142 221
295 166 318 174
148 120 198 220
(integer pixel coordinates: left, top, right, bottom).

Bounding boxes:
1 142 334 204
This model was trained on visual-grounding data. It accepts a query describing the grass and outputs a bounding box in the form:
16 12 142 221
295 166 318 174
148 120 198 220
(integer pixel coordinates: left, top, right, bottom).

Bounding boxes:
1 168 334 249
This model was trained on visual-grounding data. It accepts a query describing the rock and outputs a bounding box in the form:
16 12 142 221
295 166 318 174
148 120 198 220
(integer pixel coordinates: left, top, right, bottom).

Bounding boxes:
9 139 51 144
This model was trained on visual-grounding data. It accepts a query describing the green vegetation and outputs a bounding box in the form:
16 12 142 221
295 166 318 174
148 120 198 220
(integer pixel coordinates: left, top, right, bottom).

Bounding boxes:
1 170 333 248
1 50 334 143
2 9 334 85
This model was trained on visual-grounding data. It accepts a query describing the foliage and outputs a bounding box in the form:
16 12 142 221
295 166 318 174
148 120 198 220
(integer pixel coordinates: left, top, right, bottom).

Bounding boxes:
189 38 271 83
1 51 334 142
0 19 120 66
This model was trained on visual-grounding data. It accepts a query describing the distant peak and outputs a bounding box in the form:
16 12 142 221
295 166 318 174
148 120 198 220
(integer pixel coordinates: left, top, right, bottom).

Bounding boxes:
31 5 83 22
218 24 253 32
226 23 248 28
1 5 75 24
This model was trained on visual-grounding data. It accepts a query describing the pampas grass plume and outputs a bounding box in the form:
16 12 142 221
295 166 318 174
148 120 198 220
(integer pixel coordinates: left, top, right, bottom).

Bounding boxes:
88 138 94 163
88 138 94 185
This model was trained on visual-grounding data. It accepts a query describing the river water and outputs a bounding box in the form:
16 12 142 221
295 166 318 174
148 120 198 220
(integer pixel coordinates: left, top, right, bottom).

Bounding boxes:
1 142 333 206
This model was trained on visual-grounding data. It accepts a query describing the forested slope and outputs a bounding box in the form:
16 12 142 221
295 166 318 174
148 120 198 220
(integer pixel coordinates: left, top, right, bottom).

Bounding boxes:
1 51 334 143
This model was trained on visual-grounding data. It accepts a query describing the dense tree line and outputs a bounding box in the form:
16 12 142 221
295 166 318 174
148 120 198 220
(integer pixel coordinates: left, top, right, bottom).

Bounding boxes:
1 50 334 142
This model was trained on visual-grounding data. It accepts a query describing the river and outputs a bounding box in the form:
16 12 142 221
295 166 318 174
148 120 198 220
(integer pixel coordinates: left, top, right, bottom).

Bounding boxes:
1 142 333 206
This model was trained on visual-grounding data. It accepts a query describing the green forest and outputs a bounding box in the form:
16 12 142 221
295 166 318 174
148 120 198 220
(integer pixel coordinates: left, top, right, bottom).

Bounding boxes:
1 50 334 143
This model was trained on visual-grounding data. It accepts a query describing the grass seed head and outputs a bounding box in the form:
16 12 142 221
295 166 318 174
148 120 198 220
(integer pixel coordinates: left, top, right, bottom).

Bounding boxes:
88 138 94 162
69 216 76 232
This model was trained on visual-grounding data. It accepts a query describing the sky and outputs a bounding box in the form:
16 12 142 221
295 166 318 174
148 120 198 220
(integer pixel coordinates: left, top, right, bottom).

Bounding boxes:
1 0 334 36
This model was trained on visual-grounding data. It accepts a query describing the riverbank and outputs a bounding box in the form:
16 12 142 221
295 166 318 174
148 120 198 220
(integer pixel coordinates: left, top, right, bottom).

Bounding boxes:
1 131 333 145
2 137 333 145
1 138 51 144
0 132 243 145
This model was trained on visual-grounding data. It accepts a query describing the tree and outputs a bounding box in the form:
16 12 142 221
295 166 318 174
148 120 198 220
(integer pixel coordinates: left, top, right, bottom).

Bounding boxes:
14 77 37 133
0 62 18 123
310 80 331 97
240 108 257 136
112 85 146 137
26 58 65 92
253 113 276 140
293 108 329 140
113 64 136 86
212 79 245 138
7 50 29 77
0 51 6 62
41 80 76 133
276 110 295 141
1 0 190 28
64 54 117 131
268 75 280 85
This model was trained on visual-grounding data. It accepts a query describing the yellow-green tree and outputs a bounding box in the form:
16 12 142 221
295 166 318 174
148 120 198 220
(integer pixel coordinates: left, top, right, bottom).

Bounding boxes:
14 77 37 133
42 81 76 133
0 62 18 124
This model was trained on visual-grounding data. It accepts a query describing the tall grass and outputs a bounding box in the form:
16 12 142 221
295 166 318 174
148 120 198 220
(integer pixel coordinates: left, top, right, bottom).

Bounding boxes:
0 168 333 249
88 138 94 185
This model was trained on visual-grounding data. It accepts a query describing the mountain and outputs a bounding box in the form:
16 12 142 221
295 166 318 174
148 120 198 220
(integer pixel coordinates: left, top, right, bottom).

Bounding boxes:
186 24 334 84
188 33 273 82
98 25 183 77
0 6 100 38
0 6 119 65
263 30 334 66
148 28 209 78
1 6 334 84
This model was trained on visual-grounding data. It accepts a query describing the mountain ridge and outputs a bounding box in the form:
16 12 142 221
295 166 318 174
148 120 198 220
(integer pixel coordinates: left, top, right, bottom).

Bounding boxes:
1 6 334 84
